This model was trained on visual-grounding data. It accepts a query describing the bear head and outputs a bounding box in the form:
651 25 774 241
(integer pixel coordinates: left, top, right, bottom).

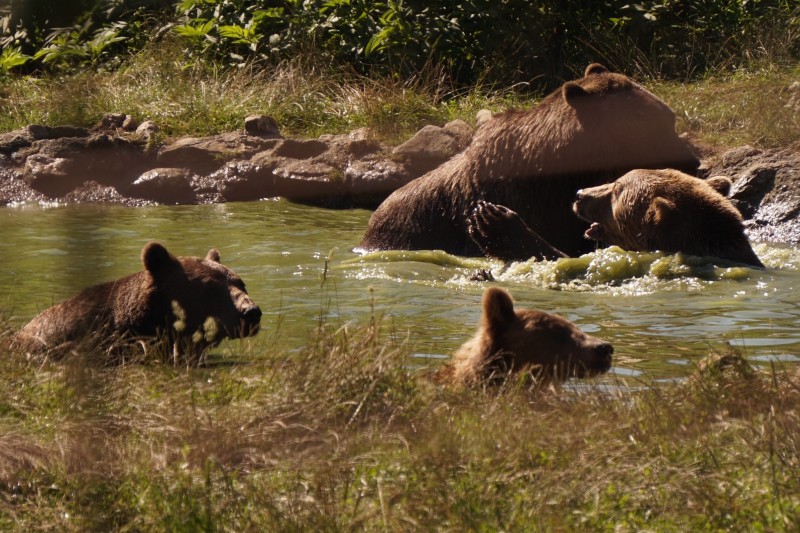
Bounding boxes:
140 242 262 358
572 169 762 267
448 287 613 384
556 63 700 176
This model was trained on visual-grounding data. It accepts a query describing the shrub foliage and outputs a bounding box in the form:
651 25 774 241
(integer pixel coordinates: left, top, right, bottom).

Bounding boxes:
1 1 798 86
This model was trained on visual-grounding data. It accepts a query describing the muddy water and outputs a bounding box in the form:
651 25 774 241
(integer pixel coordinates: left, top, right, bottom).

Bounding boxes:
2 200 799 381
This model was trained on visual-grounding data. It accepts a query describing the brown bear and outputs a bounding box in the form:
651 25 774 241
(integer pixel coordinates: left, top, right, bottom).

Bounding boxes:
14 242 262 363
438 287 613 386
359 64 699 258
572 169 763 267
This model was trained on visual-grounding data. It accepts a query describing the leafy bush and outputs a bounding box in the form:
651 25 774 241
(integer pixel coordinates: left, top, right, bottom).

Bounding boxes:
1 0 799 88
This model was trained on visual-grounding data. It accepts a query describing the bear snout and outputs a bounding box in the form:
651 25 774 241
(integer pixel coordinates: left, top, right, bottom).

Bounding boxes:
240 304 262 335
590 341 614 372
572 190 588 218
596 341 613 360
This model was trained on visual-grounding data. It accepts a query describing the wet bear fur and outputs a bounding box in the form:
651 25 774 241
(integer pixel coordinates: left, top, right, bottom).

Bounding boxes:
573 169 763 267
14 242 262 362
437 287 613 386
360 64 699 258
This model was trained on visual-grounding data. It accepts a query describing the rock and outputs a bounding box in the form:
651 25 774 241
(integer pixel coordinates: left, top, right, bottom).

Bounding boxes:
443 119 474 150
211 160 278 202
729 166 777 219
129 167 197 204
707 145 800 245
22 154 75 197
274 173 349 208
476 109 493 127
61 180 155 206
0 167 44 205
392 124 464 176
158 132 280 175
0 128 34 156
21 134 154 196
136 120 159 138
122 115 140 131
345 159 411 209
26 124 89 140
272 138 327 159
720 145 762 170
98 113 127 130
244 114 280 137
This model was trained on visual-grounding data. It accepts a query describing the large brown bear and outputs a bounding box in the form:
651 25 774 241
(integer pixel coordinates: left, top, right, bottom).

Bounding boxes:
570 169 763 267
359 64 699 258
438 287 613 386
14 242 262 363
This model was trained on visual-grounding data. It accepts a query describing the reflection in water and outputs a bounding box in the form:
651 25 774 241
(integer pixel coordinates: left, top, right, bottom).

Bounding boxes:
1 200 799 380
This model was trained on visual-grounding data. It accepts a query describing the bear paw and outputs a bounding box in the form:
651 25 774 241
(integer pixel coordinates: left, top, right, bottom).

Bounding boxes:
468 201 523 258
468 200 567 262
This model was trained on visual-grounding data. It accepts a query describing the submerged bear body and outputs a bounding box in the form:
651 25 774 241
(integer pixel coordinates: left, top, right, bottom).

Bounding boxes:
360 64 699 257
15 242 262 362
439 287 613 386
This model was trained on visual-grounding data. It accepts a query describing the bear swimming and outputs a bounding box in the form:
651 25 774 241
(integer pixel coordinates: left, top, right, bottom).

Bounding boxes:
14 242 262 363
572 169 763 267
360 64 699 258
437 287 613 386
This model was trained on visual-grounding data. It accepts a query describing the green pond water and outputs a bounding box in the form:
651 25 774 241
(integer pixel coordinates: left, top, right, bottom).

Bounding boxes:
2 200 800 382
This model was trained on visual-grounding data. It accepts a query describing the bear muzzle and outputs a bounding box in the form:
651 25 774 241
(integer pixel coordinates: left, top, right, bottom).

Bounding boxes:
593 341 614 370
570 340 614 378
239 304 262 336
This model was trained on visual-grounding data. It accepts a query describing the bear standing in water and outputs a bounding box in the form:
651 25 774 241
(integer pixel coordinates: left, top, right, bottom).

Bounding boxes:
360 64 699 258
14 242 262 363
437 287 613 386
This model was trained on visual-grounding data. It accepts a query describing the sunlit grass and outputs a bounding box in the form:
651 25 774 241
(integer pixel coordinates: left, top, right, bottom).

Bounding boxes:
653 65 800 150
4 41 795 150
0 40 525 144
2 307 800 530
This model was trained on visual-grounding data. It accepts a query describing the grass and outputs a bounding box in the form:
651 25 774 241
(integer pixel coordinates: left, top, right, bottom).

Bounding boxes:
0 39 526 145
654 65 800 150
2 42 800 531
3 40 797 150
2 310 800 531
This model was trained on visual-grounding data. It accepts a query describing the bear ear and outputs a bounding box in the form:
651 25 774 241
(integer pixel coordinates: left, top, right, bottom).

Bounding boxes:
645 197 677 226
562 81 588 104
141 242 180 275
584 63 609 77
205 248 221 263
481 287 518 329
706 175 733 197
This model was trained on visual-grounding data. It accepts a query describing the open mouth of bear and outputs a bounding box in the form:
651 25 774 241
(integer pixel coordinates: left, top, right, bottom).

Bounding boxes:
584 221 605 241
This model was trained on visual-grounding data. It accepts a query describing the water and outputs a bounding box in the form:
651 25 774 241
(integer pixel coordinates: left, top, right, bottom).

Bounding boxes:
2 200 799 380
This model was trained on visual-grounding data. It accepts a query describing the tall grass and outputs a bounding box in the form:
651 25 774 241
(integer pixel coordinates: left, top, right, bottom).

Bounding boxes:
2 309 800 530
0 40 528 144
1 40 796 151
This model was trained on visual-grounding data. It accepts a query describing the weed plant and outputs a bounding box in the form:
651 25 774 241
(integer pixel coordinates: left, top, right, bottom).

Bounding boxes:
2 308 800 530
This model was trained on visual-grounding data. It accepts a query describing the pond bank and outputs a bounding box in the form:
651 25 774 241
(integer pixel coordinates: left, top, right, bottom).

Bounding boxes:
0 115 798 246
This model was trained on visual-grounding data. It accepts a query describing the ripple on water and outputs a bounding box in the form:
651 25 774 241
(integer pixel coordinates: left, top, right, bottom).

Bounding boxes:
3 202 800 383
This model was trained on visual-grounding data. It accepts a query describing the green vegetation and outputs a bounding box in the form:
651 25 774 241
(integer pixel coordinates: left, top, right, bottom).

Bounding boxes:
2 1 799 85
1 2 798 147
2 312 800 530
2 3 799 531
1 44 798 148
